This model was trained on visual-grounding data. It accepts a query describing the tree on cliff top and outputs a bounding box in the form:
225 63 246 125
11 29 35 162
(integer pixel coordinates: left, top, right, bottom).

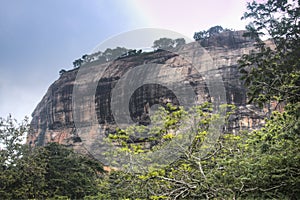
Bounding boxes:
152 37 175 50
193 25 228 41
152 37 186 50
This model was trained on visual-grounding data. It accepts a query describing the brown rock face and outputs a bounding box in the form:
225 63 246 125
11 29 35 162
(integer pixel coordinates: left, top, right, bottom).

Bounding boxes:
27 31 267 149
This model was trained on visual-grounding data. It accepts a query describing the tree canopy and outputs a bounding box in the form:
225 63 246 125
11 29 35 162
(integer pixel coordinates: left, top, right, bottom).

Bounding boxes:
239 0 300 106
193 25 229 41
72 47 129 68
0 116 103 199
152 37 186 50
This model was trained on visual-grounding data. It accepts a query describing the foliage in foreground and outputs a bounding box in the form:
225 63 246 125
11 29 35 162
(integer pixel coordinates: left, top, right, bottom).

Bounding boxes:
89 103 299 199
239 0 300 106
0 116 103 199
1 101 299 199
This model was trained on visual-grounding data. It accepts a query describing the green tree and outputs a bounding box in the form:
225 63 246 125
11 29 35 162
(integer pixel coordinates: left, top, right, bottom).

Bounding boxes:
103 47 128 61
0 116 47 199
193 25 225 41
193 30 209 41
38 143 103 199
239 0 300 105
73 58 83 68
0 115 28 166
152 38 175 50
207 25 224 36
0 116 104 199
174 38 186 48
82 54 88 62
59 69 66 76
92 104 300 199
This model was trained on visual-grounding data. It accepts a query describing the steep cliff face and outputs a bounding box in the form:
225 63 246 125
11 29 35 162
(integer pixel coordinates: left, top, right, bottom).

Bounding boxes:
28 69 77 146
27 31 266 148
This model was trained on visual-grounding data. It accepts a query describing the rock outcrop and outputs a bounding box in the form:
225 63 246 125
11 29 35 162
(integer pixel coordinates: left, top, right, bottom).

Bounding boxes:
27 31 267 149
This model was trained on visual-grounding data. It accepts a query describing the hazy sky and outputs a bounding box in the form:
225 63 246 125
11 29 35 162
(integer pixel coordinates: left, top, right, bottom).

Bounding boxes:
0 0 251 121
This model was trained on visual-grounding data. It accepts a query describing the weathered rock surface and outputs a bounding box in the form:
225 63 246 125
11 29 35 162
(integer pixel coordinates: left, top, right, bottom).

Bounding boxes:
27 31 267 149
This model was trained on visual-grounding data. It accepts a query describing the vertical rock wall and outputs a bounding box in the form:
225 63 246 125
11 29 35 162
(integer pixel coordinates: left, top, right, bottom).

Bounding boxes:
27 31 267 148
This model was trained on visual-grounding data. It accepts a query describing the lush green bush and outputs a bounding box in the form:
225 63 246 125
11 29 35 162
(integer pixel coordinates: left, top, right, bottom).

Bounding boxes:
89 103 299 199
0 116 103 199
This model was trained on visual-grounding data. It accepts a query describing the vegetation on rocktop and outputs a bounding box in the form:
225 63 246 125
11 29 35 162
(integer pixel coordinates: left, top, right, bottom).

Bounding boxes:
70 37 186 70
193 25 234 41
152 37 186 50
72 46 129 68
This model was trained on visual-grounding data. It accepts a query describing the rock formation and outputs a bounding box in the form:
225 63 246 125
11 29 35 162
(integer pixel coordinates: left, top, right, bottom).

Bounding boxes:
27 31 268 149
